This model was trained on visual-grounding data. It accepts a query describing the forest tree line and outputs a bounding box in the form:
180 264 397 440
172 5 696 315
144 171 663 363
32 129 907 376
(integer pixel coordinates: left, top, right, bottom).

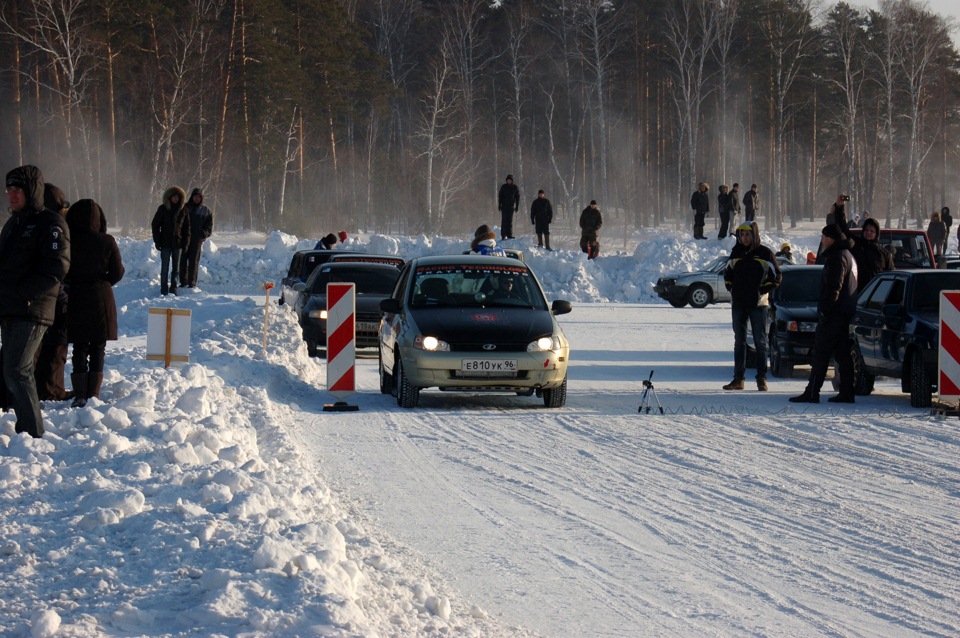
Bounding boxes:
1 0 958 239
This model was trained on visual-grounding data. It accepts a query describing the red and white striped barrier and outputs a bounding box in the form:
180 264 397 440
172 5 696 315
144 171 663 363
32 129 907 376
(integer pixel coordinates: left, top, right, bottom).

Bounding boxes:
938 291 960 403
324 283 359 411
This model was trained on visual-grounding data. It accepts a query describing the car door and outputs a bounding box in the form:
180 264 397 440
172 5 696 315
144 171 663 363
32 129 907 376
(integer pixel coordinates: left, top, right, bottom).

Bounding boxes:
875 277 907 374
379 263 412 376
851 277 893 370
710 258 731 303
281 253 304 306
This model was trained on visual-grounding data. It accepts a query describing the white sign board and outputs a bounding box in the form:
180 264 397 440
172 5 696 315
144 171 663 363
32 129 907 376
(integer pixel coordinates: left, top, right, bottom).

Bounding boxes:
147 307 192 367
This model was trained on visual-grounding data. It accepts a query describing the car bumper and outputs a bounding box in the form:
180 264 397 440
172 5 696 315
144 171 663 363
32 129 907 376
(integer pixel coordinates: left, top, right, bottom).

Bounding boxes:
774 333 817 363
653 284 687 303
398 346 569 390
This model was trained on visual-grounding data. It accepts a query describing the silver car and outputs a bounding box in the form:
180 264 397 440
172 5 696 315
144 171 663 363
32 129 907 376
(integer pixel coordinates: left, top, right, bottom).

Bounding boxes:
653 256 732 308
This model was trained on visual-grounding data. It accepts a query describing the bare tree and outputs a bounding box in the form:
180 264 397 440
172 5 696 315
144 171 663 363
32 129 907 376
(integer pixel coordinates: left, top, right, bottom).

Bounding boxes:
713 0 740 186
502 0 536 192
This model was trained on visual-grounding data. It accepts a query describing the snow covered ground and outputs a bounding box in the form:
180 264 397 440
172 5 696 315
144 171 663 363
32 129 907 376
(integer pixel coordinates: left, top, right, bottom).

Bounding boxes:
1 222 957 637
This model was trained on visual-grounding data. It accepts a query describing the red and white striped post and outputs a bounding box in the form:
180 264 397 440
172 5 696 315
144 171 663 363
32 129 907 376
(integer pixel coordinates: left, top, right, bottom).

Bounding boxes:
938 291 960 406
323 282 359 411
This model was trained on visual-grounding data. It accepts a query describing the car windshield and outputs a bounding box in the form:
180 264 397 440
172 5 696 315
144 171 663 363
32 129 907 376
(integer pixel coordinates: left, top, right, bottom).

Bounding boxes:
910 273 960 312
777 268 821 302
310 268 398 294
701 256 727 272
409 264 546 309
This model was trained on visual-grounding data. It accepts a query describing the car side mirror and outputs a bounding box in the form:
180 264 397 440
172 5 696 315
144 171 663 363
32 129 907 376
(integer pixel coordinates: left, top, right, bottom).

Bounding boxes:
551 300 572 316
380 298 401 314
293 282 306 292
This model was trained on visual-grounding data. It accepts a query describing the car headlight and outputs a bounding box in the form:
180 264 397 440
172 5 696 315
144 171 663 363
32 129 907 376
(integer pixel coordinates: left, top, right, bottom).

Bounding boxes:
528 336 561 352
415 335 450 351
786 321 817 332
308 309 328 320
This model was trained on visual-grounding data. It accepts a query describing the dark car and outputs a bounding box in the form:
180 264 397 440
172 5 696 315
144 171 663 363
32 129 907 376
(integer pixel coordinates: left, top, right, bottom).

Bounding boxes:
280 249 348 308
847 228 935 270
378 255 571 408
294 262 400 356
849 269 960 407
327 253 405 269
653 256 731 308
765 265 823 377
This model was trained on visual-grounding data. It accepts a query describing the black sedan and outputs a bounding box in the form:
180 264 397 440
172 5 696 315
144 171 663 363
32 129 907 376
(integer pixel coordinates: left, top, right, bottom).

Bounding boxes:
766 265 823 377
294 262 401 357
378 255 572 408
849 269 960 407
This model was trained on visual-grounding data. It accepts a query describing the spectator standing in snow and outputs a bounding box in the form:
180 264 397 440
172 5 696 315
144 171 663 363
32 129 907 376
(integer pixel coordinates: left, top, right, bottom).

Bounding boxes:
742 184 759 222
530 189 553 250
470 224 506 256
775 242 794 265
497 175 520 240
722 222 781 392
151 186 189 295
33 183 73 402
65 200 125 408
730 183 741 224
0 165 71 437
315 233 338 250
717 184 733 239
941 207 952 249
178 188 213 289
927 211 947 256
579 200 603 259
790 224 858 404
690 182 710 240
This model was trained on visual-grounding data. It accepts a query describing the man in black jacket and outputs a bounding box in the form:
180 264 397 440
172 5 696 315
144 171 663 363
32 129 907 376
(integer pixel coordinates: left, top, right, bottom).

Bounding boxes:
790 224 858 404
722 222 781 391
0 165 71 437
179 188 213 288
497 175 520 240
850 217 893 294
690 182 710 240
530 189 553 250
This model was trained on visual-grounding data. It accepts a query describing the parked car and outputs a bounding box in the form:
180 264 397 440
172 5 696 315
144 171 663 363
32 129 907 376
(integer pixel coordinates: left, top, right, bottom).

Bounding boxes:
461 248 526 262
378 255 571 408
847 228 935 270
327 253 405 269
653 256 731 308
764 265 823 377
294 262 401 357
849 269 960 407
280 249 348 308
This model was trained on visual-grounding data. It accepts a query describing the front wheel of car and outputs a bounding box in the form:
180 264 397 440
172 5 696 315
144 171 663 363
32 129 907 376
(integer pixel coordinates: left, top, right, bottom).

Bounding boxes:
542 376 567 408
687 284 712 309
668 299 686 308
769 333 793 378
909 351 932 408
378 349 392 395
850 341 875 396
396 359 420 408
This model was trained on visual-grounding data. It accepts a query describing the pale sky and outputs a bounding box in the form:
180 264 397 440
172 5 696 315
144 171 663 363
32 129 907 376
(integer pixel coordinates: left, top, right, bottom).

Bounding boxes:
858 0 959 42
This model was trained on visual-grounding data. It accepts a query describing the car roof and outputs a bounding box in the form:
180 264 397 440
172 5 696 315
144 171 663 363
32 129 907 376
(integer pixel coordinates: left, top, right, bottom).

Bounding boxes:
410 254 531 268
319 261 401 272
780 264 822 271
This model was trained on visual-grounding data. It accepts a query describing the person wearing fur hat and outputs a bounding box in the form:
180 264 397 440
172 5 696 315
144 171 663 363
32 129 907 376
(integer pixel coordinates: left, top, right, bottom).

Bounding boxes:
178 187 213 289
498 175 520 240
65 200 125 407
151 186 189 295
722 221 781 392
690 182 710 240
0 165 71 437
850 216 893 293
470 224 506 256
33 183 73 402
791 224 858 404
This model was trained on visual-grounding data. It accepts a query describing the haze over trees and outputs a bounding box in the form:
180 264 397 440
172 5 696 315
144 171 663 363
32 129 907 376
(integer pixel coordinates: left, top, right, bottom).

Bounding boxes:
1 0 957 237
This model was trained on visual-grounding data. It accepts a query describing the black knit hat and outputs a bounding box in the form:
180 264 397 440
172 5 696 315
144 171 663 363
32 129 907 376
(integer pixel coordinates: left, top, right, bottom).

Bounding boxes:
822 224 845 241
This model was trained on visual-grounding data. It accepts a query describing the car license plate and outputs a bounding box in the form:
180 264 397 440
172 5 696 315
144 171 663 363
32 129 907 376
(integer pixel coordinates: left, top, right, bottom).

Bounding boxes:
461 359 518 373
356 321 379 332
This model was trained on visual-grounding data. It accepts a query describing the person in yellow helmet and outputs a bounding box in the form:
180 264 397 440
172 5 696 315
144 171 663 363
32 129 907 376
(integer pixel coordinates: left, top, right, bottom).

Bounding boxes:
775 241 793 264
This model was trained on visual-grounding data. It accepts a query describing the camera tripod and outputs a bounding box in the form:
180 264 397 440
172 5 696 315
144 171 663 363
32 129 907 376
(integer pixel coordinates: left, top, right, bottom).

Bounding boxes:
638 369 664 414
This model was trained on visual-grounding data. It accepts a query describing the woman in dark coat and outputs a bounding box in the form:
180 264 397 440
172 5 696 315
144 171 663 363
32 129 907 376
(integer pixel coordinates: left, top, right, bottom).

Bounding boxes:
65 200 125 407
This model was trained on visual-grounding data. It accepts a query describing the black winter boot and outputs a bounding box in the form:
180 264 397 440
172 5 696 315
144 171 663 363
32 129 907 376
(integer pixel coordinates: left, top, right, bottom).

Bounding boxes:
89 372 104 400
71 372 89 408
788 388 820 403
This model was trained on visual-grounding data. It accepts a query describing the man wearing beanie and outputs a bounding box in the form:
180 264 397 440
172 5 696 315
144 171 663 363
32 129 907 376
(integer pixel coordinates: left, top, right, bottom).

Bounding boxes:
0 165 71 437
579 200 603 259
790 224 858 404
498 175 520 240
178 187 213 289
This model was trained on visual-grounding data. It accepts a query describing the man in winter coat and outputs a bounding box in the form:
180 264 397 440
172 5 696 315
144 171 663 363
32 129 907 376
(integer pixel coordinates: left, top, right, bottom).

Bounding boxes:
851 217 893 294
530 189 553 250
151 186 189 295
0 165 71 437
178 188 213 288
927 211 947 256
690 182 710 240
579 200 603 259
65 200 124 407
790 224 858 404
717 185 733 239
742 184 759 222
33 183 73 401
470 224 506 256
722 222 781 392
498 175 520 240
941 207 952 249
730 183 741 223
315 233 338 250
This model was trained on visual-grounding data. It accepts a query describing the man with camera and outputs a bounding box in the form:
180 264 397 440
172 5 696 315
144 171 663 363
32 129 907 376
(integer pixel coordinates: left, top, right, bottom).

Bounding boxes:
826 194 851 228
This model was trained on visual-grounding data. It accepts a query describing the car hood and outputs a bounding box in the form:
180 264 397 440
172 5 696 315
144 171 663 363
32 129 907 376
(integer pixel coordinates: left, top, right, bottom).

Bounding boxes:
914 311 939 330
774 302 818 321
410 306 556 342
